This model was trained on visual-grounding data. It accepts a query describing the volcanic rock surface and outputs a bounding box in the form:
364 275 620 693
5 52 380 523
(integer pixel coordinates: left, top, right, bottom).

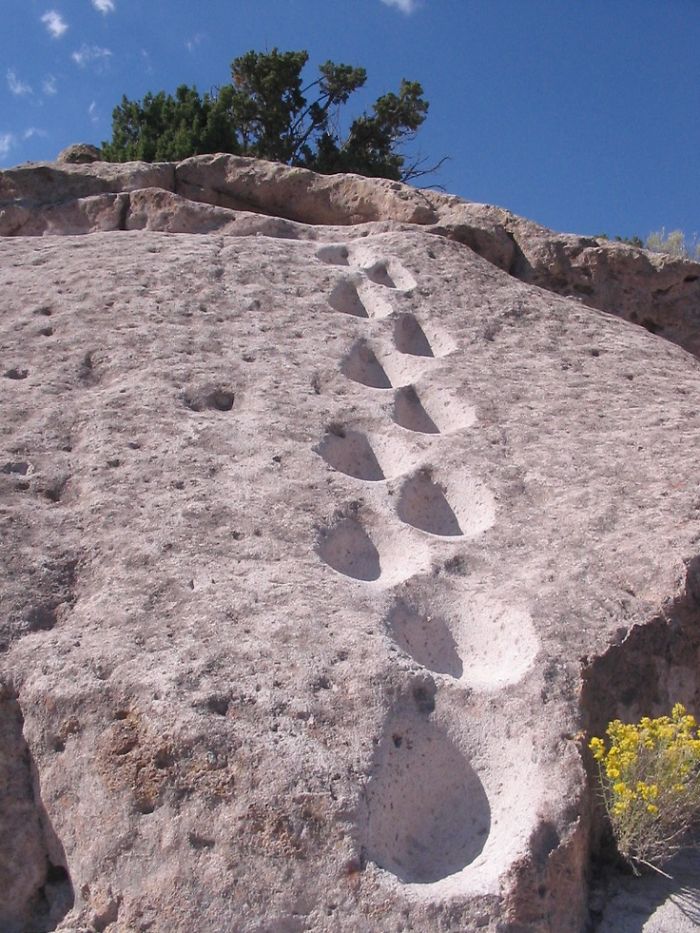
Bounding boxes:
1 154 700 932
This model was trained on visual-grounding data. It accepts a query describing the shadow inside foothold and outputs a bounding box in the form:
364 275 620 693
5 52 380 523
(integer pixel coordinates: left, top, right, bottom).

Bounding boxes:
397 472 463 537
392 387 439 434
387 600 463 678
317 518 381 581
341 341 392 390
367 719 490 883
394 314 434 357
4 367 28 380
365 262 398 288
360 258 416 291
328 280 368 318
316 428 385 482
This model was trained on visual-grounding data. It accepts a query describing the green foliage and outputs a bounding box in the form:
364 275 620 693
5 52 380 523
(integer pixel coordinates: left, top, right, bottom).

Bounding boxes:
594 233 644 248
102 48 434 182
589 705 700 874
309 79 429 180
616 234 644 248
101 85 239 163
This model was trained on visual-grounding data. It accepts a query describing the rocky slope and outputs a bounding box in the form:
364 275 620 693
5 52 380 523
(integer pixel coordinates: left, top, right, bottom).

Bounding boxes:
1 155 700 932
3 153 700 357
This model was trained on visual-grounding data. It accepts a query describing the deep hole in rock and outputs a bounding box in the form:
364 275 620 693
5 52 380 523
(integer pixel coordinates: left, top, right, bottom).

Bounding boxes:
207 696 230 716
78 352 98 387
45 864 69 885
26 606 59 633
2 462 30 476
209 390 235 411
44 478 68 503
412 680 437 715
189 832 215 850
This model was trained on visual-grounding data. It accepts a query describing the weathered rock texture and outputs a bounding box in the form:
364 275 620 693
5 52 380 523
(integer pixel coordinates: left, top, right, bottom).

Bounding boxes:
56 144 102 165
1 155 700 932
3 153 699 355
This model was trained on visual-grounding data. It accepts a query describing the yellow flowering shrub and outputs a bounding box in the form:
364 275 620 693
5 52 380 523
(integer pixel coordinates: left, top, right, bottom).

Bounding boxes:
589 704 700 873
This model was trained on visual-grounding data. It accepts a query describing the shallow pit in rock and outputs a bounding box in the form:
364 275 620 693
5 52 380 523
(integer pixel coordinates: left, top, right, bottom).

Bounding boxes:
395 471 495 539
340 341 392 390
328 279 369 319
183 387 235 412
316 244 349 266
386 600 463 678
391 386 476 436
316 518 381 581
366 717 490 883
315 427 385 482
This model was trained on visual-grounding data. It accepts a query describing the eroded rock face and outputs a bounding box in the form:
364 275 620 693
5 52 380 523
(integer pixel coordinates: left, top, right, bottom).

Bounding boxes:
2 156 700 931
502 214 700 358
2 154 698 361
0 686 74 933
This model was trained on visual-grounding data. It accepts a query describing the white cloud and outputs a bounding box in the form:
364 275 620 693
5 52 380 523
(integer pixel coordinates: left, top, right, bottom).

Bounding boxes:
91 0 116 13
7 70 33 96
71 44 112 68
41 10 69 38
0 133 16 158
43 75 58 96
88 101 99 124
23 127 47 140
185 33 205 53
381 0 420 12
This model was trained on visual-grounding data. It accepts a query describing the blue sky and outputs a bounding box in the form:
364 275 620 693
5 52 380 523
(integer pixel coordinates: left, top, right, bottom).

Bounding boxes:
2 0 699 240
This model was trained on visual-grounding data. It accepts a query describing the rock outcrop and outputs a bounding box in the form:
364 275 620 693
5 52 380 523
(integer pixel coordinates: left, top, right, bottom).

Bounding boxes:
56 144 102 165
2 155 700 931
3 153 699 356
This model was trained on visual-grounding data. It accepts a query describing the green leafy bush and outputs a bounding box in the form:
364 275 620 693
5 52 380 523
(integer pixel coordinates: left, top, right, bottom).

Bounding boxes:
102 48 438 182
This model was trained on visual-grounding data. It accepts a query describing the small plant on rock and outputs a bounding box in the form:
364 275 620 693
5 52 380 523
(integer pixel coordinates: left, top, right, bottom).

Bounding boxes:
589 704 700 875
645 228 700 260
